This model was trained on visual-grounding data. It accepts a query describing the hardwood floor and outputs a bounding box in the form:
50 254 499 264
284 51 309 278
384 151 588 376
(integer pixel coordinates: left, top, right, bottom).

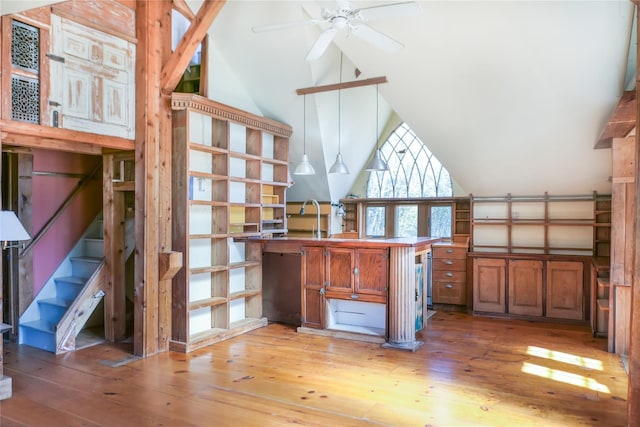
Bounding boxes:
0 312 628 426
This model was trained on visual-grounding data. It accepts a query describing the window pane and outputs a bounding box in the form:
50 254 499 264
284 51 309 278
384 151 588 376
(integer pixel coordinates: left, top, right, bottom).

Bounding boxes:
395 205 417 238
366 207 386 237
430 206 452 238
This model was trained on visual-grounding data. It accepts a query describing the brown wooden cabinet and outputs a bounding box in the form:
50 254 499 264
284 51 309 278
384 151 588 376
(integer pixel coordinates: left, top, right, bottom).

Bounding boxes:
472 258 506 313
326 247 388 304
301 246 325 329
472 256 585 320
431 244 467 305
546 261 584 320
508 259 543 316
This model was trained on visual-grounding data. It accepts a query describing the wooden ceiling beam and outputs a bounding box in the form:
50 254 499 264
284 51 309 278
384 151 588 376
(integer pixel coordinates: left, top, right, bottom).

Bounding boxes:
594 90 636 149
160 0 226 95
172 0 196 22
296 76 388 95
0 119 134 152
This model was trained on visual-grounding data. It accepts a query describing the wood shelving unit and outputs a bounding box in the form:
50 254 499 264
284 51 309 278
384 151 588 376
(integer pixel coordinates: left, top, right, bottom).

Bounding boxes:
170 93 291 352
470 193 609 255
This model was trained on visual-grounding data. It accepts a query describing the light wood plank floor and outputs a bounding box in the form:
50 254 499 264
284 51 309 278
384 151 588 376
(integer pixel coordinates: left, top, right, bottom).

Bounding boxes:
0 312 629 426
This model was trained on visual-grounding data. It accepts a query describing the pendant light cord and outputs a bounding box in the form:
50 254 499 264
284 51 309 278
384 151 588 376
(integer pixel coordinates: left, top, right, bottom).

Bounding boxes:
376 84 379 151
338 52 343 153
303 94 307 154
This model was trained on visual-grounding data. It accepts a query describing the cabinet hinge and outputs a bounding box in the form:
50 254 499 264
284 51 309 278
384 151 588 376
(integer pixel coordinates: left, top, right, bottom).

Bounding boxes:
46 53 65 63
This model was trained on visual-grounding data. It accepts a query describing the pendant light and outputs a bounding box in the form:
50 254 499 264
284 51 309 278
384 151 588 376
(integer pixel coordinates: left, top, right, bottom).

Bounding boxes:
366 84 389 172
329 53 350 174
294 94 316 175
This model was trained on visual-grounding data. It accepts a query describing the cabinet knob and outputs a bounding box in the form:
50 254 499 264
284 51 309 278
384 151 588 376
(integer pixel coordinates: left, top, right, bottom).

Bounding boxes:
351 294 359 299
445 272 453 277
446 249 454 253
353 267 359 275
445 260 453 265
445 284 454 289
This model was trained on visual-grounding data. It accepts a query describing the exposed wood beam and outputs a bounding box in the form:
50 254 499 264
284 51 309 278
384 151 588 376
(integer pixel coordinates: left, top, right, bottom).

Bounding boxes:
172 0 196 22
595 90 636 149
0 119 133 152
135 0 172 357
630 5 640 423
296 76 388 95
160 0 225 95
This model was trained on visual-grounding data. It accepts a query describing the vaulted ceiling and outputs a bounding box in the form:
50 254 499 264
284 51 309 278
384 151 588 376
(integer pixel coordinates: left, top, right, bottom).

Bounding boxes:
3 1 636 202
204 1 636 202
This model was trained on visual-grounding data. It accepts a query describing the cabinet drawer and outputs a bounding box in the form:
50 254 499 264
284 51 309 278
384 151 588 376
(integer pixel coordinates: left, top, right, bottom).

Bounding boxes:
432 270 466 282
432 280 466 305
432 247 467 259
432 258 466 271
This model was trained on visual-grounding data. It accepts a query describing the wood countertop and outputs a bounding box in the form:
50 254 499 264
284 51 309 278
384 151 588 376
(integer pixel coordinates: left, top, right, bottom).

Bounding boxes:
244 236 444 253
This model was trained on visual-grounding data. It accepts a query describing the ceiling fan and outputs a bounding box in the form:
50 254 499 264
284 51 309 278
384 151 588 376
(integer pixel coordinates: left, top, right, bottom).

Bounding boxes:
252 1 421 61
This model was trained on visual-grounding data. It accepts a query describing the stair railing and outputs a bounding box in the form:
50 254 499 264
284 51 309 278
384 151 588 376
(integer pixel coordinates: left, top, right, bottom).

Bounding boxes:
20 160 103 257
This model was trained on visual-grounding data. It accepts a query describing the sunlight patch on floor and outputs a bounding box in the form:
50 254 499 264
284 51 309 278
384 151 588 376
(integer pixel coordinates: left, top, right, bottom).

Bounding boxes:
526 346 603 371
521 362 610 393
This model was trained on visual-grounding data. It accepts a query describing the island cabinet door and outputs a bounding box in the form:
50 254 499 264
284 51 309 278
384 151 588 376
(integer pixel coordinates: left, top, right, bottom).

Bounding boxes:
301 246 325 329
354 248 388 303
325 247 355 297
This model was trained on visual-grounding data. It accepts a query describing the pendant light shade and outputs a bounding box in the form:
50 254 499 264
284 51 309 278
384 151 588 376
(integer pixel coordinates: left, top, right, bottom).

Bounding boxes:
329 153 350 174
294 153 316 175
294 94 316 176
329 53 350 175
366 84 389 172
366 149 388 172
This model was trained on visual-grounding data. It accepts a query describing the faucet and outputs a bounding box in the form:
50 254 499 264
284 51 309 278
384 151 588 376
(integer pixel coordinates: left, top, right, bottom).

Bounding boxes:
300 199 321 239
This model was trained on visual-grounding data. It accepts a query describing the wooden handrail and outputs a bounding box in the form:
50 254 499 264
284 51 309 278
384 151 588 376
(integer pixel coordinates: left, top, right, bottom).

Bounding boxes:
20 160 103 257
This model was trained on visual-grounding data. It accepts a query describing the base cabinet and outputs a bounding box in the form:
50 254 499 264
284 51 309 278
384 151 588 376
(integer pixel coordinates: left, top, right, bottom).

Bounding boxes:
473 258 506 313
509 260 543 316
546 261 584 320
431 244 468 305
472 256 586 320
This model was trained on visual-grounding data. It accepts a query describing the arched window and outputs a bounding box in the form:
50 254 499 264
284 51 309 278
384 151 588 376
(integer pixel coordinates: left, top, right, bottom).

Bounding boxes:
367 122 452 198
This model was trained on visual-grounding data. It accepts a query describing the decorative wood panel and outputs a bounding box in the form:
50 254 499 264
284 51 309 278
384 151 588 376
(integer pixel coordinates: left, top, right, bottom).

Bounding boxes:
50 15 135 139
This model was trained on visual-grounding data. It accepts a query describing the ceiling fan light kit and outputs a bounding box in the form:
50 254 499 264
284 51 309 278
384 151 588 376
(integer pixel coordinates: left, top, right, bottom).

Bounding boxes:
252 1 420 61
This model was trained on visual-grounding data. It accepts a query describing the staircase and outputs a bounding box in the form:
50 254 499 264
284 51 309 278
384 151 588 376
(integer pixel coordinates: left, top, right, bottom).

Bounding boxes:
19 216 106 354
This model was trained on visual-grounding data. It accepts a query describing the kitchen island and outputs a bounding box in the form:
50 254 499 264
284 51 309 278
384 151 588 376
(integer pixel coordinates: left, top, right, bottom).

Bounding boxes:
254 236 443 351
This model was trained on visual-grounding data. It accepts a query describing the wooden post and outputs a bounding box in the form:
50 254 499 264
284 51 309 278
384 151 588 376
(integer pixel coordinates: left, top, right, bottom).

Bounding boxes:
383 246 423 351
630 5 640 423
103 154 126 341
134 0 172 357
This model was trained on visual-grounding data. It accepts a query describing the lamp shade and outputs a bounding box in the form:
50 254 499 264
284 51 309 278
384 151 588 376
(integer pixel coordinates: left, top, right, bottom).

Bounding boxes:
294 154 316 175
366 149 389 172
0 211 30 242
329 153 350 174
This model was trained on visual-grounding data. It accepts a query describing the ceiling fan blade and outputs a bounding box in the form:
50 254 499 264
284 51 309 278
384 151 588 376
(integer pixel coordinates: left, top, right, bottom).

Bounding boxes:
305 27 338 61
252 19 321 33
351 24 403 53
356 1 421 22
